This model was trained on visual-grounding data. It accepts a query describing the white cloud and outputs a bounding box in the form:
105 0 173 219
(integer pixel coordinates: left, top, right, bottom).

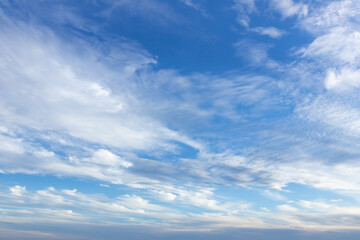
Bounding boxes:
2 1 360 233
272 199 360 230
271 0 308 18
234 40 270 65
35 150 55 158
3 183 360 231
9 185 26 197
298 200 331 210
302 0 360 34
296 1 360 92
251 26 286 38
62 189 78 196
0 185 351 231
276 160 360 192
301 28 360 65
296 96 360 137
197 148 360 195
0 134 24 154
0 126 9 133
277 204 298 212
83 149 132 168
325 67 360 90
262 190 286 201
152 190 177 201
0 5 289 202
180 0 208 17
0 10 202 154
0 186 179 225
233 0 256 27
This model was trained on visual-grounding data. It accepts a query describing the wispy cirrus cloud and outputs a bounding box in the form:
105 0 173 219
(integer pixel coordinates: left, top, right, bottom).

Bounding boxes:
250 26 286 39
0 9 202 153
180 0 208 17
270 0 308 18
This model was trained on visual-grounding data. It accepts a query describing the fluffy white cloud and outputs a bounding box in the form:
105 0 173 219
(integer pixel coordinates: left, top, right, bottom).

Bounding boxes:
9 185 26 197
0 134 24 154
325 67 360 90
82 149 132 167
152 190 177 201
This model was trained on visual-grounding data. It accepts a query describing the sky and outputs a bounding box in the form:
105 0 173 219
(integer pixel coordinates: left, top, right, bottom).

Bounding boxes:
1 0 360 239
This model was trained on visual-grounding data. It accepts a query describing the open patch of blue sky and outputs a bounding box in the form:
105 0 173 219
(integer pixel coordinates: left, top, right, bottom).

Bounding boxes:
1 0 360 239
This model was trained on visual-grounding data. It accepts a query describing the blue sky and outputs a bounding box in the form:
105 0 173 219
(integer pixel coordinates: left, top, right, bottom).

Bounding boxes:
1 0 360 239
